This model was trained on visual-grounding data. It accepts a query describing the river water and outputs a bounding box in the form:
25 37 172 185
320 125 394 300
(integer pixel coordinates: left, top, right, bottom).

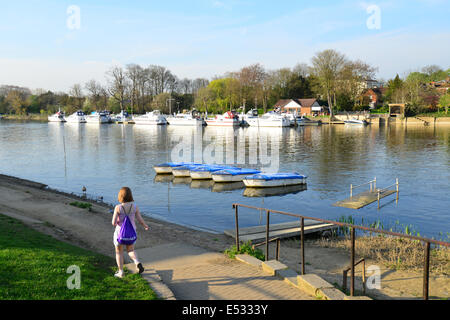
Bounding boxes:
0 120 449 239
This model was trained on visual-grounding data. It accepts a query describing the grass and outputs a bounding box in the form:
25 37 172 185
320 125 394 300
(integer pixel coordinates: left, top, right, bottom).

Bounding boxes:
225 241 265 261
70 201 92 211
0 214 158 300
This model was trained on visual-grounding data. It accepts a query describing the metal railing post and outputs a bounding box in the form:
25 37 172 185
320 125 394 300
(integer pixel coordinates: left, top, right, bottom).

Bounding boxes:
301 218 305 275
396 178 399 202
377 190 380 209
350 227 355 296
374 177 377 190
350 184 353 198
234 204 240 252
276 239 280 261
423 242 430 300
266 210 270 261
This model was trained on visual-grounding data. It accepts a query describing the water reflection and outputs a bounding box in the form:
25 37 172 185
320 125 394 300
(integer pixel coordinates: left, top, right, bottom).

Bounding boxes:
243 185 308 197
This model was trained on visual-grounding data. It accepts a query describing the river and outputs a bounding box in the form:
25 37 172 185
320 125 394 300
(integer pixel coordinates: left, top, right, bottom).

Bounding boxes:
0 120 449 239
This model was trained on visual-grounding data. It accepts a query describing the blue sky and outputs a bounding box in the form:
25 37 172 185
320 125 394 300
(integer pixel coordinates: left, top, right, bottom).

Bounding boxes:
0 0 449 92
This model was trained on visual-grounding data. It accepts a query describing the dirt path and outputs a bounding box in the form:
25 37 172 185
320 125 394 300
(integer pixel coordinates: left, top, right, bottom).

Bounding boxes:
0 174 447 300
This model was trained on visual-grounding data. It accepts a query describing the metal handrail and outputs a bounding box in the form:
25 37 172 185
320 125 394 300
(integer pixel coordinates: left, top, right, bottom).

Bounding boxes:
232 203 449 300
252 237 281 261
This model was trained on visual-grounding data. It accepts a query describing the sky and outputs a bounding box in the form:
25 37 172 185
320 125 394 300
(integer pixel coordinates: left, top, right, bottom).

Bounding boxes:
0 0 449 92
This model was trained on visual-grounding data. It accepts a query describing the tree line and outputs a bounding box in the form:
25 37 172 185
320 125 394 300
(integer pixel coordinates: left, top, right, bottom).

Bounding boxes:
1 49 449 117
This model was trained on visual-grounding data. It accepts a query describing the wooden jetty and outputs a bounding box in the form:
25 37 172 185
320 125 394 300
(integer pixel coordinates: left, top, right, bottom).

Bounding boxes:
224 220 336 243
333 178 399 209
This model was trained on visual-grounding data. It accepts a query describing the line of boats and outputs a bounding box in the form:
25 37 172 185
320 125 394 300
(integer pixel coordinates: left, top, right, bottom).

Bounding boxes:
47 109 324 127
154 162 307 188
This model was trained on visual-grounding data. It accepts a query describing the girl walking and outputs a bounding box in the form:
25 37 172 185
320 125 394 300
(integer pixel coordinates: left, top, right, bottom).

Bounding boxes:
112 187 149 278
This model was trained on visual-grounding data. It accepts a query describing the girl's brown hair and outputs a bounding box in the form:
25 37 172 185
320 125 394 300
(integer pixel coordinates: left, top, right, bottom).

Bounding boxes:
118 187 134 203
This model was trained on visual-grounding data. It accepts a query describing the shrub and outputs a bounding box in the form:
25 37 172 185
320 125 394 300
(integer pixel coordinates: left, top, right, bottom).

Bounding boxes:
225 241 265 261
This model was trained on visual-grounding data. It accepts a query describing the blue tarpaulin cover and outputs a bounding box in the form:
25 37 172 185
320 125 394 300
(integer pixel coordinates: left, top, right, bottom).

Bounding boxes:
245 173 307 180
213 168 261 176
190 165 238 172
156 162 200 168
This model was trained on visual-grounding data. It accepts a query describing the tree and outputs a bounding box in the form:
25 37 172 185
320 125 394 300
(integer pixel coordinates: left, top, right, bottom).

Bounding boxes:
106 66 129 111
438 93 450 114
5 90 28 114
84 80 104 110
310 49 348 118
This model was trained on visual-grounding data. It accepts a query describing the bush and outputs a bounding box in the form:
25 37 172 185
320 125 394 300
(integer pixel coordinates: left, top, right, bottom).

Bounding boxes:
225 241 265 261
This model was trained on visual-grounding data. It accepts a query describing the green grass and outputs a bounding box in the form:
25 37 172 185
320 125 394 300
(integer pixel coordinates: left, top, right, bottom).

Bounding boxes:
0 214 157 300
225 241 265 261
70 201 92 211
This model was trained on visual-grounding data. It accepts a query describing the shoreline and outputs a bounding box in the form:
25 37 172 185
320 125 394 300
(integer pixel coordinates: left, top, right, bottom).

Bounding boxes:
1 173 448 299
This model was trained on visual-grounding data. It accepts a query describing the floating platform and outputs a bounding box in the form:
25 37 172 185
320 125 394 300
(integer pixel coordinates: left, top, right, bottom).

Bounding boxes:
333 189 397 209
224 221 336 243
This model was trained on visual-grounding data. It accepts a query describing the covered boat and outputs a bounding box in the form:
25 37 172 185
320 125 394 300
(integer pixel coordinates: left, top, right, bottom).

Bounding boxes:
211 168 261 183
190 165 238 180
243 173 307 188
172 164 205 177
153 162 200 174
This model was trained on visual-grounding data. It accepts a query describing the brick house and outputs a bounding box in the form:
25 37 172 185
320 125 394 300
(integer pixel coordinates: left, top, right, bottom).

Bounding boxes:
361 88 386 109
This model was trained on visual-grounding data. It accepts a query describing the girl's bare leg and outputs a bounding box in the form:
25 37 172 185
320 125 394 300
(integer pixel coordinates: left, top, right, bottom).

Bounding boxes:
115 245 124 273
126 245 140 264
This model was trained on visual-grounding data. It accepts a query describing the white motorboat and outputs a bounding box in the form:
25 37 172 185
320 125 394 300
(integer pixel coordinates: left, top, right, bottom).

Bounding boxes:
133 110 167 125
212 168 261 183
344 118 369 125
86 111 110 124
112 110 132 123
66 110 86 123
248 111 290 127
239 109 258 127
48 110 66 122
205 111 240 127
243 173 307 188
166 111 206 126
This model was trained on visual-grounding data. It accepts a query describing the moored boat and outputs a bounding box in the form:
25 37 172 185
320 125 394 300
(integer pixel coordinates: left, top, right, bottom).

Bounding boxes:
247 111 290 127
86 111 110 124
190 165 238 180
133 110 167 125
48 109 66 122
205 111 240 127
172 164 205 177
211 168 261 183
112 110 132 124
243 173 307 188
66 110 86 123
153 162 200 174
297 116 322 126
166 111 206 126
344 118 368 125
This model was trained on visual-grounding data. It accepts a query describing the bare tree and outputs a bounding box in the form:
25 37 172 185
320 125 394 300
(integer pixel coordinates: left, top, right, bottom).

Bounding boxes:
106 66 129 111
311 49 348 118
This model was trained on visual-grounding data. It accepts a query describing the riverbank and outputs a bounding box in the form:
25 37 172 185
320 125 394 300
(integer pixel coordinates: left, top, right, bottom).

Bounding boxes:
0 174 448 300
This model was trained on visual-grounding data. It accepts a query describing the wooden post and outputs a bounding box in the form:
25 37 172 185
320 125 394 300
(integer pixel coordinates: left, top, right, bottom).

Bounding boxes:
374 177 377 190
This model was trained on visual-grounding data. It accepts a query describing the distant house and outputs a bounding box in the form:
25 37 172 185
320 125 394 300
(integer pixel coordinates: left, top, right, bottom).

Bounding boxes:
361 88 386 109
274 98 324 116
